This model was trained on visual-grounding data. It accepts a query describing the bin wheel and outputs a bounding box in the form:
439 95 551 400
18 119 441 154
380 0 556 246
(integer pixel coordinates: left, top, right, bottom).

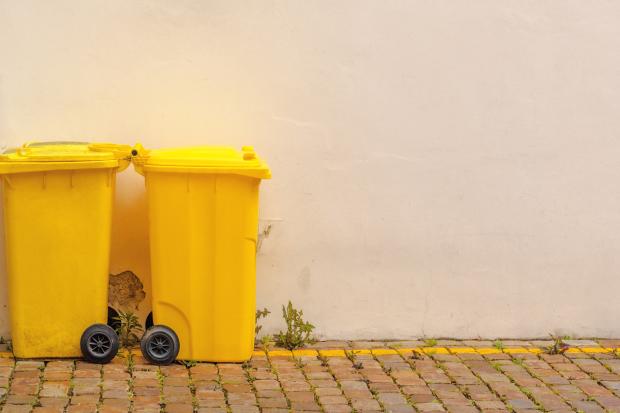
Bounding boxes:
80 324 119 364
140 325 180 365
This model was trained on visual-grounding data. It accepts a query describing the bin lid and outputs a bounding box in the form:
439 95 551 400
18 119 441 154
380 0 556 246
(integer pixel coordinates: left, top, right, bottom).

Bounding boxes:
132 144 271 179
0 141 132 174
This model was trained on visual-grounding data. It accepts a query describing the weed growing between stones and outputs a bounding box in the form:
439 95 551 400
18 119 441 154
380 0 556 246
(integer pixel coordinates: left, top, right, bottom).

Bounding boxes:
113 310 143 349
546 334 569 355
275 301 316 350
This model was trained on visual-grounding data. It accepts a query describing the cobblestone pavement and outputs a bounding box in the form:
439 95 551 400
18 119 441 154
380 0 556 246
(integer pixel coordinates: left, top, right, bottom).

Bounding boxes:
3 339 620 413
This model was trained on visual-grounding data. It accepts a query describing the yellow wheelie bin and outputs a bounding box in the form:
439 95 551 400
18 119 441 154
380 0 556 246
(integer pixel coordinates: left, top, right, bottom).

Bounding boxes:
0 141 131 362
132 144 270 364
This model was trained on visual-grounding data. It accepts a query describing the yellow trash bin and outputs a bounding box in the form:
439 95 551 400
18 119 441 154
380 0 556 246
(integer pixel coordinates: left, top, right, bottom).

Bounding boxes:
132 144 271 363
0 141 131 361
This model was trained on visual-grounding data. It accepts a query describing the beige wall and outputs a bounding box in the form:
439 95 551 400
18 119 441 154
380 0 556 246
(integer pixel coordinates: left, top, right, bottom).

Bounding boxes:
1 0 620 340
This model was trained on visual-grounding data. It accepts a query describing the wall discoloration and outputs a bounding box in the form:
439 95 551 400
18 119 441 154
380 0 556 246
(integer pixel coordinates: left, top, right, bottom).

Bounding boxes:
108 270 146 312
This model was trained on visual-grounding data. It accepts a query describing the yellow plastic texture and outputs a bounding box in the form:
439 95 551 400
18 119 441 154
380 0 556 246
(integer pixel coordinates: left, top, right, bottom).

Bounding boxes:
0 141 131 174
0 141 129 358
132 144 271 179
135 144 270 362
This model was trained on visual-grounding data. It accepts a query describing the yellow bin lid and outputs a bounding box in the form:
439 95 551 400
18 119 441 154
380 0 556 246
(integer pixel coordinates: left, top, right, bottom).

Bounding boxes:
0 141 132 174
132 144 271 179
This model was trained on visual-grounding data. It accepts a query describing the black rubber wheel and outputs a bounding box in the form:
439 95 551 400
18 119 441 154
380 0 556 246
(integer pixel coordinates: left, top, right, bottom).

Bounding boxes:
140 325 180 365
80 323 119 364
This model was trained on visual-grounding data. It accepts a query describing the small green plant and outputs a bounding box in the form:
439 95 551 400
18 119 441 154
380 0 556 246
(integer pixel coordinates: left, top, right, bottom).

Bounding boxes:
546 335 569 355
114 310 143 348
346 350 363 370
318 353 329 367
156 369 165 404
294 357 306 369
275 301 316 350
255 307 271 339
180 360 197 368
260 335 272 352
512 357 524 366
125 351 135 374
493 340 504 350
424 338 437 347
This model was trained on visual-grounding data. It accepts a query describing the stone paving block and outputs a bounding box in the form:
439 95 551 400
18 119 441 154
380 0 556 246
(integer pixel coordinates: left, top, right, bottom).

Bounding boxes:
102 388 129 399
165 376 190 386
229 406 260 413
506 398 536 409
570 400 605 413
1 405 33 413
416 402 446 412
43 371 71 381
563 340 599 347
286 391 315 402
32 407 65 413
227 392 258 405
445 406 478 413
15 360 44 371
350 341 387 349
322 405 354 413
477 401 507 409
134 386 160 396
38 396 69 406
351 398 382 410
253 379 280 390
66 404 99 412
315 387 343 396
290 400 322 410
377 392 409 405
258 396 288 407
409 393 436 403
99 406 130 413
133 407 161 413
39 382 69 398
166 403 195 413
5 394 37 404
310 378 338 387
255 389 285 398
384 405 416 413
101 398 130 408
